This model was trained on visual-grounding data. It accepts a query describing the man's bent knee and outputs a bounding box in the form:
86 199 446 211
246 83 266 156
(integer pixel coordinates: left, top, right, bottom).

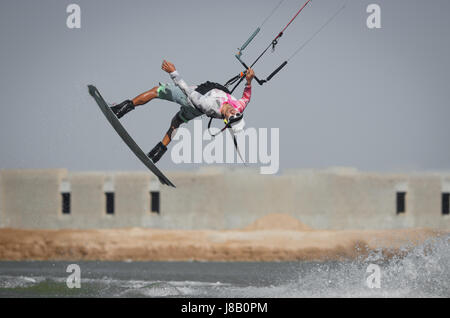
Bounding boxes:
165 114 184 143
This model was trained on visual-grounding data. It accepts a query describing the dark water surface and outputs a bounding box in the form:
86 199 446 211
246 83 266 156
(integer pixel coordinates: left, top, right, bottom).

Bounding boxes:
0 236 449 297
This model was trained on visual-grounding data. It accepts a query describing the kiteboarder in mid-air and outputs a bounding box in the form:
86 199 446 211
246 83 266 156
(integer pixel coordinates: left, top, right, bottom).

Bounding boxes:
89 0 344 187
110 60 255 164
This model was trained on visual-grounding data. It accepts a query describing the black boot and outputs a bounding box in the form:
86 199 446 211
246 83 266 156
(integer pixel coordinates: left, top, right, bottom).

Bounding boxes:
110 100 135 118
147 142 167 163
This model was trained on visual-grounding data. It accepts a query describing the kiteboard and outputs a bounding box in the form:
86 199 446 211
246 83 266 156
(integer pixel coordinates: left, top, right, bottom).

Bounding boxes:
88 85 176 188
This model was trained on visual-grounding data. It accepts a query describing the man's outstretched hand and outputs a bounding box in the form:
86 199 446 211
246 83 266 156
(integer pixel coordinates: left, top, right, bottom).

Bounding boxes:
246 68 255 84
162 60 176 73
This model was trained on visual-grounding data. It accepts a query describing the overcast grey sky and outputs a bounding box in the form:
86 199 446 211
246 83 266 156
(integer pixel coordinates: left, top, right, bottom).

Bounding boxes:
0 0 449 173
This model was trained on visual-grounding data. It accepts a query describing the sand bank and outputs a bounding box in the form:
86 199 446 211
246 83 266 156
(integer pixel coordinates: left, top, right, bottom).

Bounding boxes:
0 214 447 261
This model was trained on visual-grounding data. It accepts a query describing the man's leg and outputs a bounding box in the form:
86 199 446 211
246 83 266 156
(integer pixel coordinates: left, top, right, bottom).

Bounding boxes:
111 86 159 118
132 86 159 106
162 113 184 146
148 113 184 163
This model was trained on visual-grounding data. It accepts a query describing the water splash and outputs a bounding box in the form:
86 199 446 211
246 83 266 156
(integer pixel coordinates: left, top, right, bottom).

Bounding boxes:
214 234 450 297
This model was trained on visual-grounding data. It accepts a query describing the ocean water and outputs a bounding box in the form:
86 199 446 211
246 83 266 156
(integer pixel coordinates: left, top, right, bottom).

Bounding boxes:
0 235 448 298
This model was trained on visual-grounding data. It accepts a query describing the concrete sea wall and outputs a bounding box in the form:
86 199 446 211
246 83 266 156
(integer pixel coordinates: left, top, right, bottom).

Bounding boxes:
0 168 449 230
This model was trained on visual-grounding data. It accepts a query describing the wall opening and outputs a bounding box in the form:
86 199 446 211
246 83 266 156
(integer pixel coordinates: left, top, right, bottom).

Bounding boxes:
61 193 71 214
59 180 71 215
105 192 115 215
442 193 450 215
151 191 160 214
396 192 406 214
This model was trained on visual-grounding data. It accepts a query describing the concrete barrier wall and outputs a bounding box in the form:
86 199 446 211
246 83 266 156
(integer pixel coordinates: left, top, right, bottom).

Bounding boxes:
66 172 107 228
0 168 449 230
0 169 67 228
155 168 450 230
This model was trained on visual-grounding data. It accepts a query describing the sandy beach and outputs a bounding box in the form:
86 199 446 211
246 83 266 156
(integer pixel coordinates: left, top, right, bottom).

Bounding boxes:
0 214 447 261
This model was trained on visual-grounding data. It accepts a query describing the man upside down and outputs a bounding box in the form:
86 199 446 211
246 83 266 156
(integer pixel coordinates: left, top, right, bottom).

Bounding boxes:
110 60 255 163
